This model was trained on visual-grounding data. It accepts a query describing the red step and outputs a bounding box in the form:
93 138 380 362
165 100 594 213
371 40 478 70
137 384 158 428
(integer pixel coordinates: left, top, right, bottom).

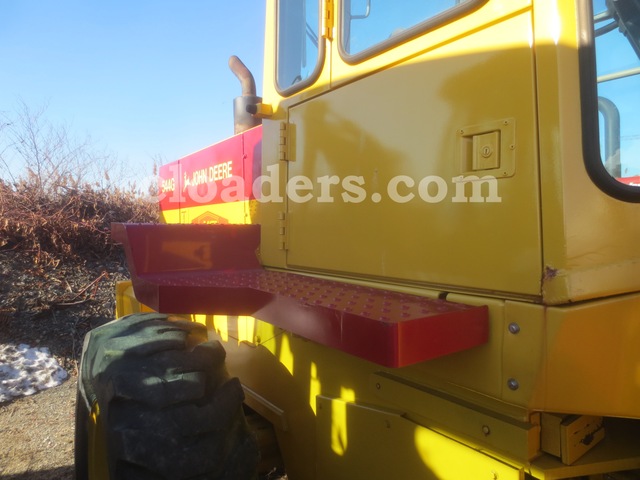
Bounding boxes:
112 223 489 368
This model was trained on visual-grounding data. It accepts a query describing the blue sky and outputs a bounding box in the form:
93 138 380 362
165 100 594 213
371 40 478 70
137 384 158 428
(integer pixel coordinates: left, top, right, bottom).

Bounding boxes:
0 1 266 179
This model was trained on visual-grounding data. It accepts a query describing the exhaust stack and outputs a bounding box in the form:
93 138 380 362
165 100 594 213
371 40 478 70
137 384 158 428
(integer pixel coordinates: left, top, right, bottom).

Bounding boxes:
229 55 262 134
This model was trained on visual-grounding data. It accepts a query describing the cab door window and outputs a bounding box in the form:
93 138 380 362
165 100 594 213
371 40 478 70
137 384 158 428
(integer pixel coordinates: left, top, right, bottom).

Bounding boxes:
276 0 323 93
340 0 484 60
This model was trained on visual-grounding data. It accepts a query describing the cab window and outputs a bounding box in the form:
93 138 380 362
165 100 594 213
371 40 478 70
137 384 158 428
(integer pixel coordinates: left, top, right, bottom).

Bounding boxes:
585 0 640 200
276 0 322 94
340 0 483 60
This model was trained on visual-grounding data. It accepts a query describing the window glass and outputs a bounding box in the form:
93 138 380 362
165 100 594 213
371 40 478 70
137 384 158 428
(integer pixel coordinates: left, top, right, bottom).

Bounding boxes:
341 0 475 56
591 0 640 186
277 0 321 91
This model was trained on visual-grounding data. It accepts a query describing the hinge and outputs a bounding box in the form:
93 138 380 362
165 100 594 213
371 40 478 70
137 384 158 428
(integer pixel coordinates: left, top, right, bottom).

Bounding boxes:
278 210 288 250
279 121 288 161
322 0 334 40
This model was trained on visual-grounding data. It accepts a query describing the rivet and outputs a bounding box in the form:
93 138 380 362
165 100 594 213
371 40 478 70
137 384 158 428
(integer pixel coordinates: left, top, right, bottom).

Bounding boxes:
482 425 491 436
376 382 381 390
507 378 520 391
508 323 520 334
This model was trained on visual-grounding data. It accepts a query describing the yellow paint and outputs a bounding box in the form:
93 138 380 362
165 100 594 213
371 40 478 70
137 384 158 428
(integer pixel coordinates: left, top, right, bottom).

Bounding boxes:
330 388 356 456
541 293 640 417
414 427 521 480
236 315 256 344
167 199 250 226
316 396 523 479
309 362 321 415
87 401 109 479
278 333 294 375
213 315 229 342
114 281 153 318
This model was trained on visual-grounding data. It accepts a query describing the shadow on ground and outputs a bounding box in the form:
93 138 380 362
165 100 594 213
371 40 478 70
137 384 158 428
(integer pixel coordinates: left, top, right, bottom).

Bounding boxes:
1 465 74 480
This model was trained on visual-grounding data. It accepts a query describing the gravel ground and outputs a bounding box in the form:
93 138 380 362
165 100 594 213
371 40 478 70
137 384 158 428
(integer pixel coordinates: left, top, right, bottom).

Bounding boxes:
0 377 77 479
0 249 129 478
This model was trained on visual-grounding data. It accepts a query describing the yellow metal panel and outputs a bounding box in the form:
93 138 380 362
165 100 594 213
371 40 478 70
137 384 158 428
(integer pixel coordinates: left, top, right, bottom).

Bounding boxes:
87 401 109 480
534 0 640 304
284 8 541 298
160 208 181 224
316 396 524 480
114 280 153 318
501 301 546 408
542 292 640 418
172 200 250 225
211 308 522 479
253 125 288 267
370 373 541 461
219 332 318 480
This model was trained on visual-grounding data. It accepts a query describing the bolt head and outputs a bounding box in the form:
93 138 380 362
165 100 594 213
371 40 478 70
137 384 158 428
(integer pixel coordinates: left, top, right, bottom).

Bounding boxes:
507 378 520 391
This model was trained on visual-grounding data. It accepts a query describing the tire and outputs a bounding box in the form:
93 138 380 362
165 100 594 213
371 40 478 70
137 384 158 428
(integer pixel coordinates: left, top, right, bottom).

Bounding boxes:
76 312 259 480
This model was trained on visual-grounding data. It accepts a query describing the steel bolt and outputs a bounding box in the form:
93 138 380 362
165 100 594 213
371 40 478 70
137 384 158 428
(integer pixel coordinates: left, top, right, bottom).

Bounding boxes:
507 378 520 391
508 322 520 334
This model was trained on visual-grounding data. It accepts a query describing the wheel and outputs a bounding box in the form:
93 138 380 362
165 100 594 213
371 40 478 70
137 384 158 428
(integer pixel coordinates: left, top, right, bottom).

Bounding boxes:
75 312 259 479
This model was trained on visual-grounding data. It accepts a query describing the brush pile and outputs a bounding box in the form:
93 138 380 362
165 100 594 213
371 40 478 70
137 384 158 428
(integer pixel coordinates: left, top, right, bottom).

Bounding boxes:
0 179 158 373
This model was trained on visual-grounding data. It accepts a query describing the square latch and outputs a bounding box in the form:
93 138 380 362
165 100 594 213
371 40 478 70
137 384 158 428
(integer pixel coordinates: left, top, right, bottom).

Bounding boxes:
472 131 500 171
457 118 515 178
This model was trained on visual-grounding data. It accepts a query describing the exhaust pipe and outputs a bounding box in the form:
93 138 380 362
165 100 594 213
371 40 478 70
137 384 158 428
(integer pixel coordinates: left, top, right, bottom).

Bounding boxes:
229 55 262 134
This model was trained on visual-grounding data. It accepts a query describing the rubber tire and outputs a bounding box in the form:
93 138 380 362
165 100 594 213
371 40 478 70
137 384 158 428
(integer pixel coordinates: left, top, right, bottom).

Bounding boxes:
76 312 259 480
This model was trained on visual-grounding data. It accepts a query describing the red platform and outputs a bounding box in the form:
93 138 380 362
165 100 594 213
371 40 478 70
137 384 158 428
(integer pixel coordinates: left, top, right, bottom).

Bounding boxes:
112 223 489 368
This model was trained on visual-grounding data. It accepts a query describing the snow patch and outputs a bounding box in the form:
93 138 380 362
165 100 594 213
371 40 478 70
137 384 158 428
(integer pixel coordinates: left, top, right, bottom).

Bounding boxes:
0 343 68 403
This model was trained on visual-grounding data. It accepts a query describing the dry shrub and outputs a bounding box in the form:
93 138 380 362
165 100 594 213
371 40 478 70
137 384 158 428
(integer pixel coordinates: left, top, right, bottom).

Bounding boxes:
0 177 158 266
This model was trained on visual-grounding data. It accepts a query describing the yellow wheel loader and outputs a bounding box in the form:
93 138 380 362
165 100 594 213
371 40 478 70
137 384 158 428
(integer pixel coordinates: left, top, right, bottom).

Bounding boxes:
76 1 640 478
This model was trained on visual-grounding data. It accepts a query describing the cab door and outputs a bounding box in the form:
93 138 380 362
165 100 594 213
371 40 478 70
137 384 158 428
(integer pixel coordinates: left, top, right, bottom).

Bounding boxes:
283 0 543 298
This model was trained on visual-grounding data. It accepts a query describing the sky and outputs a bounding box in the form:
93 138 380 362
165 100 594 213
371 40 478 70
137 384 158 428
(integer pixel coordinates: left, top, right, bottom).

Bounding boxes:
0 1 266 180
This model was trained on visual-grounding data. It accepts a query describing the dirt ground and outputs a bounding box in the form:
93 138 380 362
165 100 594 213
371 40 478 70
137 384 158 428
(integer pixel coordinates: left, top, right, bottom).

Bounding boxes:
0 377 77 479
0 250 128 479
